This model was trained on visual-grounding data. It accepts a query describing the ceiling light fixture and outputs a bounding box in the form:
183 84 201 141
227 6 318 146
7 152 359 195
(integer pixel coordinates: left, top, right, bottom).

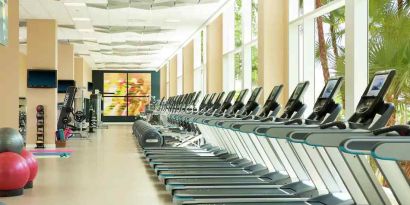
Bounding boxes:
78 29 94 32
165 19 180 23
64 2 86 7
72 17 91 21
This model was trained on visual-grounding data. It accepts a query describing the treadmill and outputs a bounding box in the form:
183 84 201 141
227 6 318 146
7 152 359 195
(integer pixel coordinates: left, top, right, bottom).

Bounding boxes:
148 90 249 165
148 83 302 168
166 78 341 192
175 70 396 205
339 124 410 204
150 88 259 161
160 82 312 187
151 86 284 174
154 88 270 178
143 91 233 157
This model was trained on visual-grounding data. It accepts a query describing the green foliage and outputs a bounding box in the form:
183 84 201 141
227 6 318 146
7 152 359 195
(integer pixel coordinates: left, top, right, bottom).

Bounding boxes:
235 0 243 48
314 0 410 123
369 0 410 123
251 0 258 39
251 46 259 87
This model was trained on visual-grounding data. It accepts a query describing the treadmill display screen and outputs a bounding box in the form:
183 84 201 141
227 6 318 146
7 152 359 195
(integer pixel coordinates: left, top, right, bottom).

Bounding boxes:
367 74 388 97
268 86 280 101
236 91 246 102
291 84 305 100
249 88 261 102
322 79 338 98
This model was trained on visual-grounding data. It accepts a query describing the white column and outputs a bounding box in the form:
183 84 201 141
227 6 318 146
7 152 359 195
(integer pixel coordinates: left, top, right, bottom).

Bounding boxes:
345 0 369 117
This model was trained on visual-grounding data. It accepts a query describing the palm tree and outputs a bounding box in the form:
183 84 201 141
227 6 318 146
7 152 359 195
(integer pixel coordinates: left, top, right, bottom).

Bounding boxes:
369 0 410 124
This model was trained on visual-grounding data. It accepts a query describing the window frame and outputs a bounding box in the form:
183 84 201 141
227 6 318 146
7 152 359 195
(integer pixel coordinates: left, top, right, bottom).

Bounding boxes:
223 0 259 92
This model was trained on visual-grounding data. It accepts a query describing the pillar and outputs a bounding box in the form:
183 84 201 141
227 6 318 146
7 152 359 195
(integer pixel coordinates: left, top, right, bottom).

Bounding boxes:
0 0 19 129
26 19 58 147
74 57 92 98
206 15 223 93
160 65 167 98
19 53 27 98
183 41 194 94
258 0 288 105
169 56 177 96
58 43 74 102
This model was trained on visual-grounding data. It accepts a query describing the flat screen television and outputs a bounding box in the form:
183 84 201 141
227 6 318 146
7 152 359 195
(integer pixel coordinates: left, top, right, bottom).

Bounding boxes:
27 69 57 88
88 82 93 92
58 80 76 93
0 0 8 46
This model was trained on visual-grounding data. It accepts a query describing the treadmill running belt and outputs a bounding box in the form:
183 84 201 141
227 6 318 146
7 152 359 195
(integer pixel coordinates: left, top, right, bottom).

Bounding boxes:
182 201 319 205
167 177 269 185
159 170 252 176
174 188 296 198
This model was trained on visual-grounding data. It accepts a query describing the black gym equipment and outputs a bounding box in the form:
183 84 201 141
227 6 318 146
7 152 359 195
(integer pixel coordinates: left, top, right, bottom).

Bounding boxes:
133 119 164 148
171 70 396 205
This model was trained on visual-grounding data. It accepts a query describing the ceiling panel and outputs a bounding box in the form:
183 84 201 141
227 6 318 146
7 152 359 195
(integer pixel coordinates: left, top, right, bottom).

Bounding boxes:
19 0 228 70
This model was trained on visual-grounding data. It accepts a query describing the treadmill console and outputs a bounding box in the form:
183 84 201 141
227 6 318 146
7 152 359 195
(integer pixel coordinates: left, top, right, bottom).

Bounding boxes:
210 92 226 110
212 91 235 115
321 70 396 130
313 77 343 115
225 89 249 115
200 93 215 113
236 87 262 117
198 94 210 111
191 91 202 108
279 81 309 119
255 85 283 118
355 70 395 116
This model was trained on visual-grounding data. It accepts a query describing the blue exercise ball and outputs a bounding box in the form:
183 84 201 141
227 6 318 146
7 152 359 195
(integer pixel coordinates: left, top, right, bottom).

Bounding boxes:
0 128 24 154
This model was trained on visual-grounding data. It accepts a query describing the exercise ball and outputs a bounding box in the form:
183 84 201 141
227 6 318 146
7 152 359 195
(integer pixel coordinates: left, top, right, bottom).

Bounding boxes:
0 128 24 154
0 152 30 197
21 149 38 189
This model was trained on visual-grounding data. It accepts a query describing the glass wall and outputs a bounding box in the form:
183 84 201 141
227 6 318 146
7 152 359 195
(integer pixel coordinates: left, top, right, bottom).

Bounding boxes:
290 0 410 203
289 0 346 117
368 0 410 125
194 29 207 96
223 0 258 92
314 6 346 118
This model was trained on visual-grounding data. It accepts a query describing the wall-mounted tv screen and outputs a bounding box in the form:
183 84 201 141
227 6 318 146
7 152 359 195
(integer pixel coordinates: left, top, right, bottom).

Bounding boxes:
58 80 76 93
0 0 8 46
88 82 93 92
27 69 57 88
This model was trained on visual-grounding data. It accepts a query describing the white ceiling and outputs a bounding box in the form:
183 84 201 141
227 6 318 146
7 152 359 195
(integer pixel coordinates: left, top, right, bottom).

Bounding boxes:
19 0 228 70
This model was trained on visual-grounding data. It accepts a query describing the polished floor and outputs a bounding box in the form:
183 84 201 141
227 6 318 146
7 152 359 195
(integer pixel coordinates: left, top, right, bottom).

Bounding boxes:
1 125 173 205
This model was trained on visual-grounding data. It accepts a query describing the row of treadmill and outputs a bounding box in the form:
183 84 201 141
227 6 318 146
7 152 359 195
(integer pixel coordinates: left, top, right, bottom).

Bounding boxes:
142 69 410 205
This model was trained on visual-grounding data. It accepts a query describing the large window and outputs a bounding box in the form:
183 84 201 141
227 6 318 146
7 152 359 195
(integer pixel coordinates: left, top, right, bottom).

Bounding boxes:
368 0 410 125
290 0 410 203
194 30 207 96
103 73 151 116
223 0 259 92
289 0 346 117
315 6 346 118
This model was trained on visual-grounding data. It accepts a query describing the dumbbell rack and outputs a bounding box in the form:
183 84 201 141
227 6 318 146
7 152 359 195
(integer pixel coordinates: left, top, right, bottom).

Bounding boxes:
36 105 45 148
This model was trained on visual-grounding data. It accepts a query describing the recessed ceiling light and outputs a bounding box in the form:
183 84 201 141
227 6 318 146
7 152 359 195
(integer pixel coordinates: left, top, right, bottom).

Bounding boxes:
128 18 146 23
83 37 96 41
64 2 86 7
78 29 94 32
165 19 180 23
73 17 90 21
